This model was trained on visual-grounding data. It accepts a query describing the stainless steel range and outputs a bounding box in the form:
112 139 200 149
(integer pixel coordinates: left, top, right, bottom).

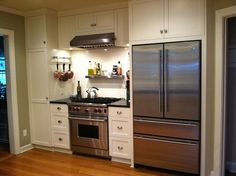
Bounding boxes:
68 97 120 158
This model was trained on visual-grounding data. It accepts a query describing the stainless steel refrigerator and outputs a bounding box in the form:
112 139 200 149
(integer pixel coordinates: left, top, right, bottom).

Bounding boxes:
133 41 201 174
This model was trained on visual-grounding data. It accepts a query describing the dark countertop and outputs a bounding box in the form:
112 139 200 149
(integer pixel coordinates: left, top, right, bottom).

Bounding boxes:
108 99 130 108
50 97 130 108
50 98 72 104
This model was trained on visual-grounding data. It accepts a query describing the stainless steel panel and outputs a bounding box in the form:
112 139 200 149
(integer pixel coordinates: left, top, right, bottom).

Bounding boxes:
134 134 200 174
133 44 163 117
164 41 200 120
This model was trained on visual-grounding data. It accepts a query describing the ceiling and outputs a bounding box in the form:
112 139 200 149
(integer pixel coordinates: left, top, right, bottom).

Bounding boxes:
0 0 128 12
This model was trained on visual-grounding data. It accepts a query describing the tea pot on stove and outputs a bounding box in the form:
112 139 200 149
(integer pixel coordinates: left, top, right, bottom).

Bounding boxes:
86 87 99 98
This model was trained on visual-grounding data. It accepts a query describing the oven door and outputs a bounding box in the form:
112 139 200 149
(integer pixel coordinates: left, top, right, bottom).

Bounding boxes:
69 117 108 150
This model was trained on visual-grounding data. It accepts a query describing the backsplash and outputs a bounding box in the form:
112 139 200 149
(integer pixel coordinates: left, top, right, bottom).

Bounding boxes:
72 47 130 98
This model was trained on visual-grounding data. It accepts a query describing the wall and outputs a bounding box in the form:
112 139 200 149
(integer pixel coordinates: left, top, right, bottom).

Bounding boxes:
0 11 30 146
206 0 236 175
71 48 130 98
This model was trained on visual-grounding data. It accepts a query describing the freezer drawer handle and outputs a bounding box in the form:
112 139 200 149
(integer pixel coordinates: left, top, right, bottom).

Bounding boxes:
134 118 198 127
117 126 123 130
117 146 123 150
134 135 198 146
68 117 107 122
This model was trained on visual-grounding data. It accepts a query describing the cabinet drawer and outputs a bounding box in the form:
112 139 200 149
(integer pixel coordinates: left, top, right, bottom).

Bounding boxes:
51 114 69 131
109 107 130 118
52 131 70 149
50 104 68 113
109 118 130 138
134 135 199 174
134 118 199 140
109 138 131 159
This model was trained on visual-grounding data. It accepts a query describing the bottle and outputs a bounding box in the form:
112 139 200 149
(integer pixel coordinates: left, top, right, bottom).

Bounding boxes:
96 63 101 76
77 81 82 99
93 61 97 75
117 61 122 75
88 61 93 76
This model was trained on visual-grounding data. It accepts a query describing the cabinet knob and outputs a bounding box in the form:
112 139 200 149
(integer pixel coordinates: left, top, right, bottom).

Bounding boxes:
58 138 63 141
43 41 46 44
164 29 168 33
58 120 62 124
117 126 123 130
46 97 49 101
90 23 97 27
117 146 123 150
117 111 122 115
160 30 164 34
57 107 61 111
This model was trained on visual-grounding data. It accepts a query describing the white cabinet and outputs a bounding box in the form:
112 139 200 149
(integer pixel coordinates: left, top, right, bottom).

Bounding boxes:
27 50 51 146
109 107 131 163
76 10 115 34
50 104 70 150
26 10 58 148
58 16 76 49
129 0 204 42
115 8 129 47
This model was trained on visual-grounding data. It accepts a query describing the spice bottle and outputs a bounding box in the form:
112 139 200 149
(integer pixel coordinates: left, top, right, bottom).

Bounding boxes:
117 61 122 75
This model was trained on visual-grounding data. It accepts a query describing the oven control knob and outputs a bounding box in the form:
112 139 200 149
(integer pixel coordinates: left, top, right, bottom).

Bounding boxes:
73 107 77 111
85 108 90 113
98 109 102 113
94 108 98 113
76 107 80 111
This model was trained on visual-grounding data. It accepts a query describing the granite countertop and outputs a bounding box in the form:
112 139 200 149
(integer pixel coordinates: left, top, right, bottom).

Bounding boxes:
50 97 130 108
108 99 130 108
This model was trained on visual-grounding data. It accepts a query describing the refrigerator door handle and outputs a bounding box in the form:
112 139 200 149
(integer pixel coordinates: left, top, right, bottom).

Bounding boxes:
164 49 169 113
159 49 163 113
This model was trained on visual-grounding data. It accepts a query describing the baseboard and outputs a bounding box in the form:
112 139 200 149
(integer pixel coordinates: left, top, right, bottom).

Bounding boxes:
226 162 236 173
20 144 33 153
111 157 131 165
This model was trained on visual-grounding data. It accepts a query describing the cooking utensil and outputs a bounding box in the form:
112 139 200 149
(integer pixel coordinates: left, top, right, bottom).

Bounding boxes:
59 64 69 81
54 63 60 79
68 64 74 79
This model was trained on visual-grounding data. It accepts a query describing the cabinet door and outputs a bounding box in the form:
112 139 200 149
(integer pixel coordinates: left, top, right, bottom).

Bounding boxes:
95 11 114 31
130 0 164 41
58 16 76 49
25 16 47 49
165 0 204 38
115 8 129 47
76 13 94 33
27 50 51 146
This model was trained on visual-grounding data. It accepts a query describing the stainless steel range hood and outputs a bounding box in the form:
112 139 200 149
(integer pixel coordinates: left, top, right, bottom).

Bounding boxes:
70 33 115 48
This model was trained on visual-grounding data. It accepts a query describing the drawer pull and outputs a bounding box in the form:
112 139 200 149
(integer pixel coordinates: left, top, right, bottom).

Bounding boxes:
117 126 123 130
57 107 61 111
117 111 122 115
58 138 63 141
117 146 123 150
58 120 62 124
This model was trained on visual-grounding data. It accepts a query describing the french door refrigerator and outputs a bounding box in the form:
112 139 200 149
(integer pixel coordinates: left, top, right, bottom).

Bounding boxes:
133 41 201 174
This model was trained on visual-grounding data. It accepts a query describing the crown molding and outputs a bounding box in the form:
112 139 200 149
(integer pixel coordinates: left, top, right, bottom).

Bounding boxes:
58 2 128 17
0 5 25 16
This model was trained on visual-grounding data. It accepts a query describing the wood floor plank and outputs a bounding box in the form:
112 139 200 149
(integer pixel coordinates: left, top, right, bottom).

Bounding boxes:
0 149 192 176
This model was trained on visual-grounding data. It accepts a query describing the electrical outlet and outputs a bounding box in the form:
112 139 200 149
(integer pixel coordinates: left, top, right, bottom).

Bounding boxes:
23 129 27 137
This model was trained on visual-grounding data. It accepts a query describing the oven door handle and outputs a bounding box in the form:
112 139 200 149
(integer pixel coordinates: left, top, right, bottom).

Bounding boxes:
69 117 107 122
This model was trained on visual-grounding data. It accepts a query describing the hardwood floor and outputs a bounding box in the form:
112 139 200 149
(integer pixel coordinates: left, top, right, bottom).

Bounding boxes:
0 149 195 176
0 143 11 162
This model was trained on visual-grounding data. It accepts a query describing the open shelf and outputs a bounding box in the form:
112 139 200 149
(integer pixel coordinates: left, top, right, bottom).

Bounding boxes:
85 75 125 79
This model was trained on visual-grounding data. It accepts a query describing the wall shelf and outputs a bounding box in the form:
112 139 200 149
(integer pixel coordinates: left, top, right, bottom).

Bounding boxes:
85 75 125 79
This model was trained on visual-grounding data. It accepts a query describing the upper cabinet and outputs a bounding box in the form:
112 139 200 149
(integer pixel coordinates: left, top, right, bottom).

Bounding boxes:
129 0 205 42
25 15 47 49
76 11 115 34
58 7 129 49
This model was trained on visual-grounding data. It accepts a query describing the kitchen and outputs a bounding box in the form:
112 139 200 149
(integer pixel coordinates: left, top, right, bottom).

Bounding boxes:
0 0 236 176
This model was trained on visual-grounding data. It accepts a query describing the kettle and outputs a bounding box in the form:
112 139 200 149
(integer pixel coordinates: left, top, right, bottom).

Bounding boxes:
86 87 99 98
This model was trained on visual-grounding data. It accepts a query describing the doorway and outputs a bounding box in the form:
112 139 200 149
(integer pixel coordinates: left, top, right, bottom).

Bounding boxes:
0 36 10 156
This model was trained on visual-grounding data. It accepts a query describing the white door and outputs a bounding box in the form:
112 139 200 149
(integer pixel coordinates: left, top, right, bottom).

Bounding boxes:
95 11 114 31
25 16 47 49
76 13 94 33
130 0 164 41
27 50 51 146
165 0 204 38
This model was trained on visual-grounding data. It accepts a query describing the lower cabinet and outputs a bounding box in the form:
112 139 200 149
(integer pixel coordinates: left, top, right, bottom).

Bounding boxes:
108 107 131 164
50 104 70 150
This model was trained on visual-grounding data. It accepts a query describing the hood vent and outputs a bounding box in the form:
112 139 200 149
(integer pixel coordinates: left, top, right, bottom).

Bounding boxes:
70 33 116 48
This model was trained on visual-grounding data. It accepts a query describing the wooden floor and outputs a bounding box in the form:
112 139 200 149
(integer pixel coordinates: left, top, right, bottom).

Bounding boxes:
0 143 11 162
0 149 194 176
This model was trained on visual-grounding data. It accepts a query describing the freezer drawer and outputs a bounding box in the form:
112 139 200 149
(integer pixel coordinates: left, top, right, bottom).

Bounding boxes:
134 117 199 140
134 135 199 174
